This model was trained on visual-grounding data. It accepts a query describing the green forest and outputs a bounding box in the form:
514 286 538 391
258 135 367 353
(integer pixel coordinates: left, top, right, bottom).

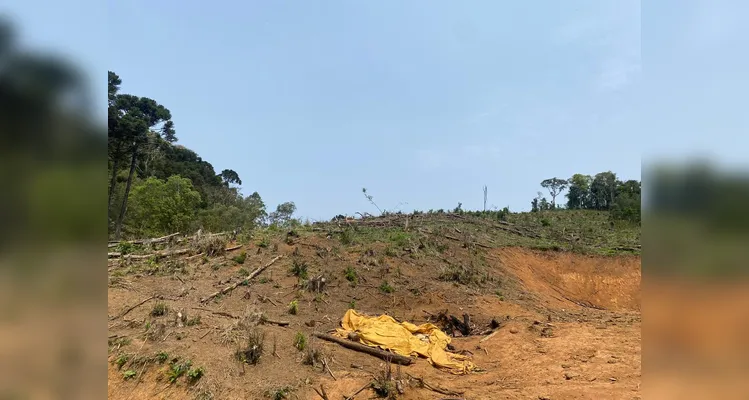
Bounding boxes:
530 173 641 223
108 71 297 239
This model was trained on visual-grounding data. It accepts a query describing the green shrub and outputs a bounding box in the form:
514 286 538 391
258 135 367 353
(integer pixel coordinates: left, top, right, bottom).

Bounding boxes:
155 352 169 364
293 332 307 351
150 302 168 317
186 366 204 384
288 300 299 315
344 266 357 284
389 232 410 247
379 281 395 294
339 229 355 245
166 359 192 383
122 370 137 380
232 252 247 264
289 259 308 280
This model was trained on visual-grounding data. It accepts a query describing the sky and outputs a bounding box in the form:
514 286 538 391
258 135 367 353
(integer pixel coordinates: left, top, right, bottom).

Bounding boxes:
6 0 748 221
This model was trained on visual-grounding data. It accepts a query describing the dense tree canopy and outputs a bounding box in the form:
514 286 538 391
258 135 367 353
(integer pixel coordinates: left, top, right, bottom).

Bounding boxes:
531 172 641 223
108 71 276 239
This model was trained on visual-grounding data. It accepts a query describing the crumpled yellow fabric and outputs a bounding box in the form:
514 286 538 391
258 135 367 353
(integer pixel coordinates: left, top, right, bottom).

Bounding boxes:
334 309 475 375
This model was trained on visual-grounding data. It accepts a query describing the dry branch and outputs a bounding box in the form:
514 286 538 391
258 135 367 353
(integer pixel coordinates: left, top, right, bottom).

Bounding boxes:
199 255 284 303
225 245 242 252
107 248 191 260
313 385 330 400
107 232 182 247
343 382 371 400
312 333 414 365
261 317 290 327
109 295 158 320
191 307 237 319
322 358 337 380
408 374 464 396
479 330 499 343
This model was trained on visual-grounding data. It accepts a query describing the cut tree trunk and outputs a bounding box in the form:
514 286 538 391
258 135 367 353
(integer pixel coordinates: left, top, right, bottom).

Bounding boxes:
114 143 138 240
108 140 122 218
312 333 414 365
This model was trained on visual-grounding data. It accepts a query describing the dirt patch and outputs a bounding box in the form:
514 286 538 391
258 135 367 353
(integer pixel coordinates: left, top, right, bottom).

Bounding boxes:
491 247 641 312
107 232 641 400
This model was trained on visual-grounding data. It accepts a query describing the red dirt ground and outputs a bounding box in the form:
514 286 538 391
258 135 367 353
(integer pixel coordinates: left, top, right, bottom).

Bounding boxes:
107 234 641 400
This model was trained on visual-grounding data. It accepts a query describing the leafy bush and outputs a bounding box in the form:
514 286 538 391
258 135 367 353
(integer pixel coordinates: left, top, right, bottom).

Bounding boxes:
122 370 137 380
127 176 202 237
339 228 355 245
389 232 410 247
186 366 204 384
344 266 357 284
232 252 247 264
288 300 299 315
379 281 395 293
289 259 308 280
166 359 192 383
293 332 307 351
150 302 168 316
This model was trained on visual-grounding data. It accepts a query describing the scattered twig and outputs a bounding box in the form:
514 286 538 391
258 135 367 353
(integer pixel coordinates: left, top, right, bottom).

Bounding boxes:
199 329 213 339
312 333 413 365
190 307 237 319
261 317 290 327
108 248 191 260
109 295 158 320
343 382 371 400
407 374 464 396
257 294 279 306
225 244 242 252
200 255 284 303
479 330 499 343
107 232 182 247
313 385 330 400
322 358 337 381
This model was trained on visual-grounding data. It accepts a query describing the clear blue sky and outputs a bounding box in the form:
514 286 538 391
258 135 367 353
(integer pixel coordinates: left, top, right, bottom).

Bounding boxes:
7 0 748 221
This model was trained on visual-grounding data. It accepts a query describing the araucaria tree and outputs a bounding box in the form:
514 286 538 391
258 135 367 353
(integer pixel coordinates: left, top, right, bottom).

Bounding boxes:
108 71 176 239
540 178 568 209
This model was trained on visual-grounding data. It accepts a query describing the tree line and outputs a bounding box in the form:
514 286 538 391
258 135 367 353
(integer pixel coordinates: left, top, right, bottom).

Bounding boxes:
108 71 296 239
532 172 641 223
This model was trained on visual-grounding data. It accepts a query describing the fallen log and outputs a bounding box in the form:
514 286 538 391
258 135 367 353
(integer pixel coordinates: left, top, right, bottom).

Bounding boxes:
261 317 290 327
107 248 191 260
108 232 182 247
312 333 414 365
200 255 284 303
225 245 243 252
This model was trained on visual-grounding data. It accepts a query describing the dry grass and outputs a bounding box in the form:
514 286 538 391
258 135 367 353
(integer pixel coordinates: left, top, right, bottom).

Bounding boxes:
195 235 228 257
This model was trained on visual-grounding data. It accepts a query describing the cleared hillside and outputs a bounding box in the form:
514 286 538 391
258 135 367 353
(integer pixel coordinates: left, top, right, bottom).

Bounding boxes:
107 211 641 400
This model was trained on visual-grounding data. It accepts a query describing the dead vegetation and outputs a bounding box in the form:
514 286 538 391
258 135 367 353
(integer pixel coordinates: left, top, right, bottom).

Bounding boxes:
235 328 265 365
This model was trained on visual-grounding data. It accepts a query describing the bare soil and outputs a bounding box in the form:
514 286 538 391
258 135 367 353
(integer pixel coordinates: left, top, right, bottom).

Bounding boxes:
107 230 641 400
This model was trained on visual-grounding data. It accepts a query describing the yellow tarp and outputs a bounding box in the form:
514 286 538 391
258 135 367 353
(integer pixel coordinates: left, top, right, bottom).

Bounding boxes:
334 309 476 375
